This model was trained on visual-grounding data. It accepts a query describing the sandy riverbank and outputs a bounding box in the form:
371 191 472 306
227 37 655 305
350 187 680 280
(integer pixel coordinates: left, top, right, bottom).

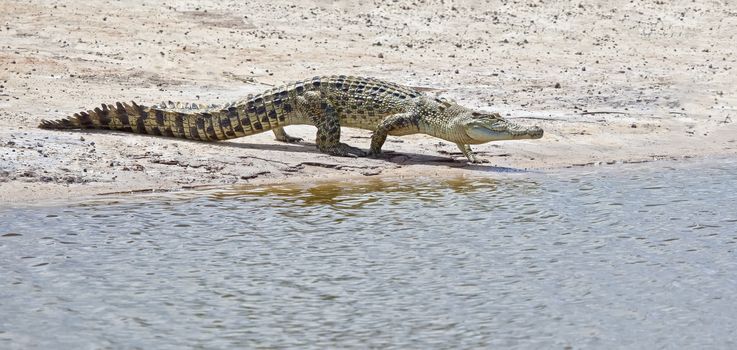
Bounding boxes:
1 0 735 204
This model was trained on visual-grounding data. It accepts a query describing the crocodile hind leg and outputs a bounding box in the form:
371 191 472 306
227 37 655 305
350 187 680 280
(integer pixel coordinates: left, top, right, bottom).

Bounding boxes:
298 91 365 157
315 105 365 157
272 127 303 143
368 112 418 157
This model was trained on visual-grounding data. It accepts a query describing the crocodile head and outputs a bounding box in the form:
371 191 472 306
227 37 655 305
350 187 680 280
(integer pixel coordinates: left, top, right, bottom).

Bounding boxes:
462 112 543 144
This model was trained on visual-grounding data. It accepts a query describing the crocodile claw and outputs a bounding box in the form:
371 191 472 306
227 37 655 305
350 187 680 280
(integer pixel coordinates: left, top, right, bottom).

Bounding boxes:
325 143 366 158
468 157 490 164
277 135 303 143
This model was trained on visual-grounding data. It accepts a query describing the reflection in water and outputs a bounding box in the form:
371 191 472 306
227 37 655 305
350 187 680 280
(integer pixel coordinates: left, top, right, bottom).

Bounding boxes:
214 176 532 208
1 158 736 349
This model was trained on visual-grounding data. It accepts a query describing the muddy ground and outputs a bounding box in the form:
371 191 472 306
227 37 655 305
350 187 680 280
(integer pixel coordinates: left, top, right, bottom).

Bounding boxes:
1 0 735 204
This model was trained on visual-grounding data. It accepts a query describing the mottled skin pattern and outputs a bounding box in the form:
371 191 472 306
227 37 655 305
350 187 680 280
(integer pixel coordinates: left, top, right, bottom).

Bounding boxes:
39 75 543 163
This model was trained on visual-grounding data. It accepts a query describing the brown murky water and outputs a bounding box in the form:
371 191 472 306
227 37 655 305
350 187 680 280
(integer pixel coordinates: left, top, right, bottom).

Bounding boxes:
1 158 736 349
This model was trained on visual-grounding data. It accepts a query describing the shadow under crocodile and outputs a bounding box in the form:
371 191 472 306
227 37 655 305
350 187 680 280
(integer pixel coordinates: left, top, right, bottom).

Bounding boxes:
217 140 532 173
60 129 532 173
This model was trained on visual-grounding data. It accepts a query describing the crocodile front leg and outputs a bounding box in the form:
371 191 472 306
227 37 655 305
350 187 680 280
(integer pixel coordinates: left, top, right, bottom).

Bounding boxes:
369 112 417 157
456 143 489 163
298 91 365 157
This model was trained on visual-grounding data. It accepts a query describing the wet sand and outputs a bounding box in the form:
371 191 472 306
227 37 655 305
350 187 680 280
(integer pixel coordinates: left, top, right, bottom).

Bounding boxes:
1 0 735 204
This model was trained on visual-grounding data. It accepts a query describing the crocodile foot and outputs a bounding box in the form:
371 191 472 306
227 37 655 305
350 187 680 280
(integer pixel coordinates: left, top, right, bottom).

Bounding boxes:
276 135 303 143
323 143 366 158
367 149 384 158
468 157 490 164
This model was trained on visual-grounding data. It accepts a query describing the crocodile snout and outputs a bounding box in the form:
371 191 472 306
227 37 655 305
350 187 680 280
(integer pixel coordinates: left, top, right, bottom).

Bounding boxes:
528 126 544 139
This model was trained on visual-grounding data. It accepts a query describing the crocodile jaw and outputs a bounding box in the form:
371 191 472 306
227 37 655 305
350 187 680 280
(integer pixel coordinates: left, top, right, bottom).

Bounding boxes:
466 123 543 143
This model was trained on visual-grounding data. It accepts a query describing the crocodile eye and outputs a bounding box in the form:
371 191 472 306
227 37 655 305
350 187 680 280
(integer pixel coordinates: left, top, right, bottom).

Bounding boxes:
471 112 482 117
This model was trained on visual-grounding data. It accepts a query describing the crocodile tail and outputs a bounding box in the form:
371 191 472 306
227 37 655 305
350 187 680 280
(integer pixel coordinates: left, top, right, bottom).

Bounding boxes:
38 102 251 141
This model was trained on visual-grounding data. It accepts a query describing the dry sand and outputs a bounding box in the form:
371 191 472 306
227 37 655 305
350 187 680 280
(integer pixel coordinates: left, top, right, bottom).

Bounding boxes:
1 0 735 204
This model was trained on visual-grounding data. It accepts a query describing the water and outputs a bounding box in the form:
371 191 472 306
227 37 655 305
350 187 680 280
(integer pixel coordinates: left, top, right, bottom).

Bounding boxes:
1 158 736 349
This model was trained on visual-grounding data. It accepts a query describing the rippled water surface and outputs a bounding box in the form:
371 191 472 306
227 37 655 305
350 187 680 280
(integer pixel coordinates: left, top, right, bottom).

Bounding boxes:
2 158 737 349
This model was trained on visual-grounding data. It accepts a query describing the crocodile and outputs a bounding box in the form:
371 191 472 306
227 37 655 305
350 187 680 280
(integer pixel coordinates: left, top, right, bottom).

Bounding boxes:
39 75 543 163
